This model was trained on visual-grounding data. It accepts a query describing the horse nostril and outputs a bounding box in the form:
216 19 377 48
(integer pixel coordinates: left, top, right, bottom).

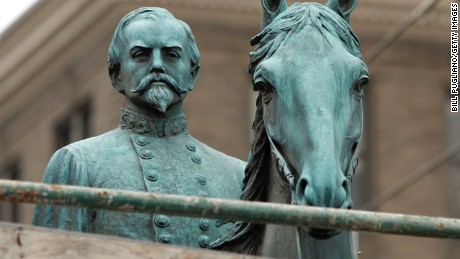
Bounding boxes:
342 179 348 190
341 179 352 209
296 177 309 204
298 178 308 192
297 176 349 207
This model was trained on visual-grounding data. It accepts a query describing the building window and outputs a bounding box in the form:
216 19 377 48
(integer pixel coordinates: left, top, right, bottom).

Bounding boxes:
0 161 20 222
55 100 91 150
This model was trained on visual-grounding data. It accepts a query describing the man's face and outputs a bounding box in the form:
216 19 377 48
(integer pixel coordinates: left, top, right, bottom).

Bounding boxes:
115 18 198 113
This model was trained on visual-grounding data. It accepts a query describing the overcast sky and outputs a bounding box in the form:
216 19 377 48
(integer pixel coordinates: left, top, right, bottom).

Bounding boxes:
0 0 39 36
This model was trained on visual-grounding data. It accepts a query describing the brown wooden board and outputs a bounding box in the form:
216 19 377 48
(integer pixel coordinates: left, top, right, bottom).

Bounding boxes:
0 222 264 259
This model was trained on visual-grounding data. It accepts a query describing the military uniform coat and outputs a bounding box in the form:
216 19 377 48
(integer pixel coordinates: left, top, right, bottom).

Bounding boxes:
33 109 245 248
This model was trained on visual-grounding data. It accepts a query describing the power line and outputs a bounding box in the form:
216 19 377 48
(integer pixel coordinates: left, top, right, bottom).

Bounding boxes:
360 142 460 211
364 0 440 64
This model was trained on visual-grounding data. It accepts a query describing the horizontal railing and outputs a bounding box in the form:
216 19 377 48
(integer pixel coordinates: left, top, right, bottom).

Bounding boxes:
0 179 459 239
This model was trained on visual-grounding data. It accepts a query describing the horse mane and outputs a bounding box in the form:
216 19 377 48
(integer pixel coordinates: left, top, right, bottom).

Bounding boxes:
249 3 362 75
210 95 269 254
211 3 362 254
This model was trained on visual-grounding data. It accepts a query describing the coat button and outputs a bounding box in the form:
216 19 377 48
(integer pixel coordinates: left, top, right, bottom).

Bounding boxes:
146 171 159 181
199 219 210 231
198 190 208 197
140 150 154 159
198 235 210 248
191 155 202 164
186 142 196 152
159 233 173 244
215 220 224 228
195 174 207 185
154 215 170 227
135 136 150 146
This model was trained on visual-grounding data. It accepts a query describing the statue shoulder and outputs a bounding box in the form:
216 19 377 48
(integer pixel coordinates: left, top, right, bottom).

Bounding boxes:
43 128 132 184
63 128 130 154
192 139 246 179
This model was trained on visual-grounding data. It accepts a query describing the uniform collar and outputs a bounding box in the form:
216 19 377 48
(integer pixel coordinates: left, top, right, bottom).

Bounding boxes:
119 108 188 137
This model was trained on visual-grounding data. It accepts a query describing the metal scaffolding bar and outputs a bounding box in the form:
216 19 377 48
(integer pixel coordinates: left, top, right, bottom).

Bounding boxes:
1 180 460 239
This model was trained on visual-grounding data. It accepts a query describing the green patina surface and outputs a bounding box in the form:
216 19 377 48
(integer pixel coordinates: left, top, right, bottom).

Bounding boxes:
31 7 245 248
215 1 368 257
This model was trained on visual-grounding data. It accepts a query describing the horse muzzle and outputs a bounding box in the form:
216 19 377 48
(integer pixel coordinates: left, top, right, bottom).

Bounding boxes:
295 172 351 209
293 169 353 239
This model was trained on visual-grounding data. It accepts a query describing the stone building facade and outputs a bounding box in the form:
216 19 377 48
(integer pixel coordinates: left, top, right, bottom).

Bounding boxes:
0 0 457 258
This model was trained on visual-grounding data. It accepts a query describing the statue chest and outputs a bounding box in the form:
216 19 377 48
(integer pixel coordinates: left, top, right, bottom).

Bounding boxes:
91 133 235 247
131 134 220 198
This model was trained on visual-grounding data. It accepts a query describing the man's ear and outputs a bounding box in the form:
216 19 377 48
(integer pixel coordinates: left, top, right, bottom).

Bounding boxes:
109 64 124 94
188 64 200 91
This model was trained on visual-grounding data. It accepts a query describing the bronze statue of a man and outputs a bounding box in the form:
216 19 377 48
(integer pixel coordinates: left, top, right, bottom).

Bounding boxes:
33 7 245 248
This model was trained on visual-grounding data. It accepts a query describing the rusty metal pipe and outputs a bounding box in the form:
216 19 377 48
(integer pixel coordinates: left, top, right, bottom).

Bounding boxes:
1 179 459 239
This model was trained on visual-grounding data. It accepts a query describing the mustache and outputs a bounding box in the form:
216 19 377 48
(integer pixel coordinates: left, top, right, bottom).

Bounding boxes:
130 73 186 95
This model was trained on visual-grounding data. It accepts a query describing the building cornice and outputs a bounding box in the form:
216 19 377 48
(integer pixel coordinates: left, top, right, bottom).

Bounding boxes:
0 0 451 123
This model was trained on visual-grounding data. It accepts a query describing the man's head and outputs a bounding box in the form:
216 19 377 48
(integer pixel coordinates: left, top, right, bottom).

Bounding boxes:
108 7 200 114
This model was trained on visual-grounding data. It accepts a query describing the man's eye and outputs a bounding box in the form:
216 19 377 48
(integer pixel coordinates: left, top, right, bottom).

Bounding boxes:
133 51 149 59
166 52 179 60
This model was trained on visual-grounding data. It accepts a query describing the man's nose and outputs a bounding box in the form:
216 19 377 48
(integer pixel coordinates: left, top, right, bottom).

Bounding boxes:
150 50 165 73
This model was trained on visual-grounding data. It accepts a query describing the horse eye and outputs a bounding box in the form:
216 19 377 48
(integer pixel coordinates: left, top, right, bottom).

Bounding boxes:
254 80 273 93
353 77 368 99
258 84 268 95
253 81 264 92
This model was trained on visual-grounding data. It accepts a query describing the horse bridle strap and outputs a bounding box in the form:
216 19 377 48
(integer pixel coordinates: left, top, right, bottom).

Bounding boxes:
267 133 360 200
266 134 297 204
346 147 360 182
266 132 359 259
266 134 304 259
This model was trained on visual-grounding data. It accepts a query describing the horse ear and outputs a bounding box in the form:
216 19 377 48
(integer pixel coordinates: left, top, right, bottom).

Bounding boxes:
326 0 358 23
261 0 288 29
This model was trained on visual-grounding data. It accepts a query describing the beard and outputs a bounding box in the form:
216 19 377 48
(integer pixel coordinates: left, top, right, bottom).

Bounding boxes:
146 84 174 113
131 73 186 113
